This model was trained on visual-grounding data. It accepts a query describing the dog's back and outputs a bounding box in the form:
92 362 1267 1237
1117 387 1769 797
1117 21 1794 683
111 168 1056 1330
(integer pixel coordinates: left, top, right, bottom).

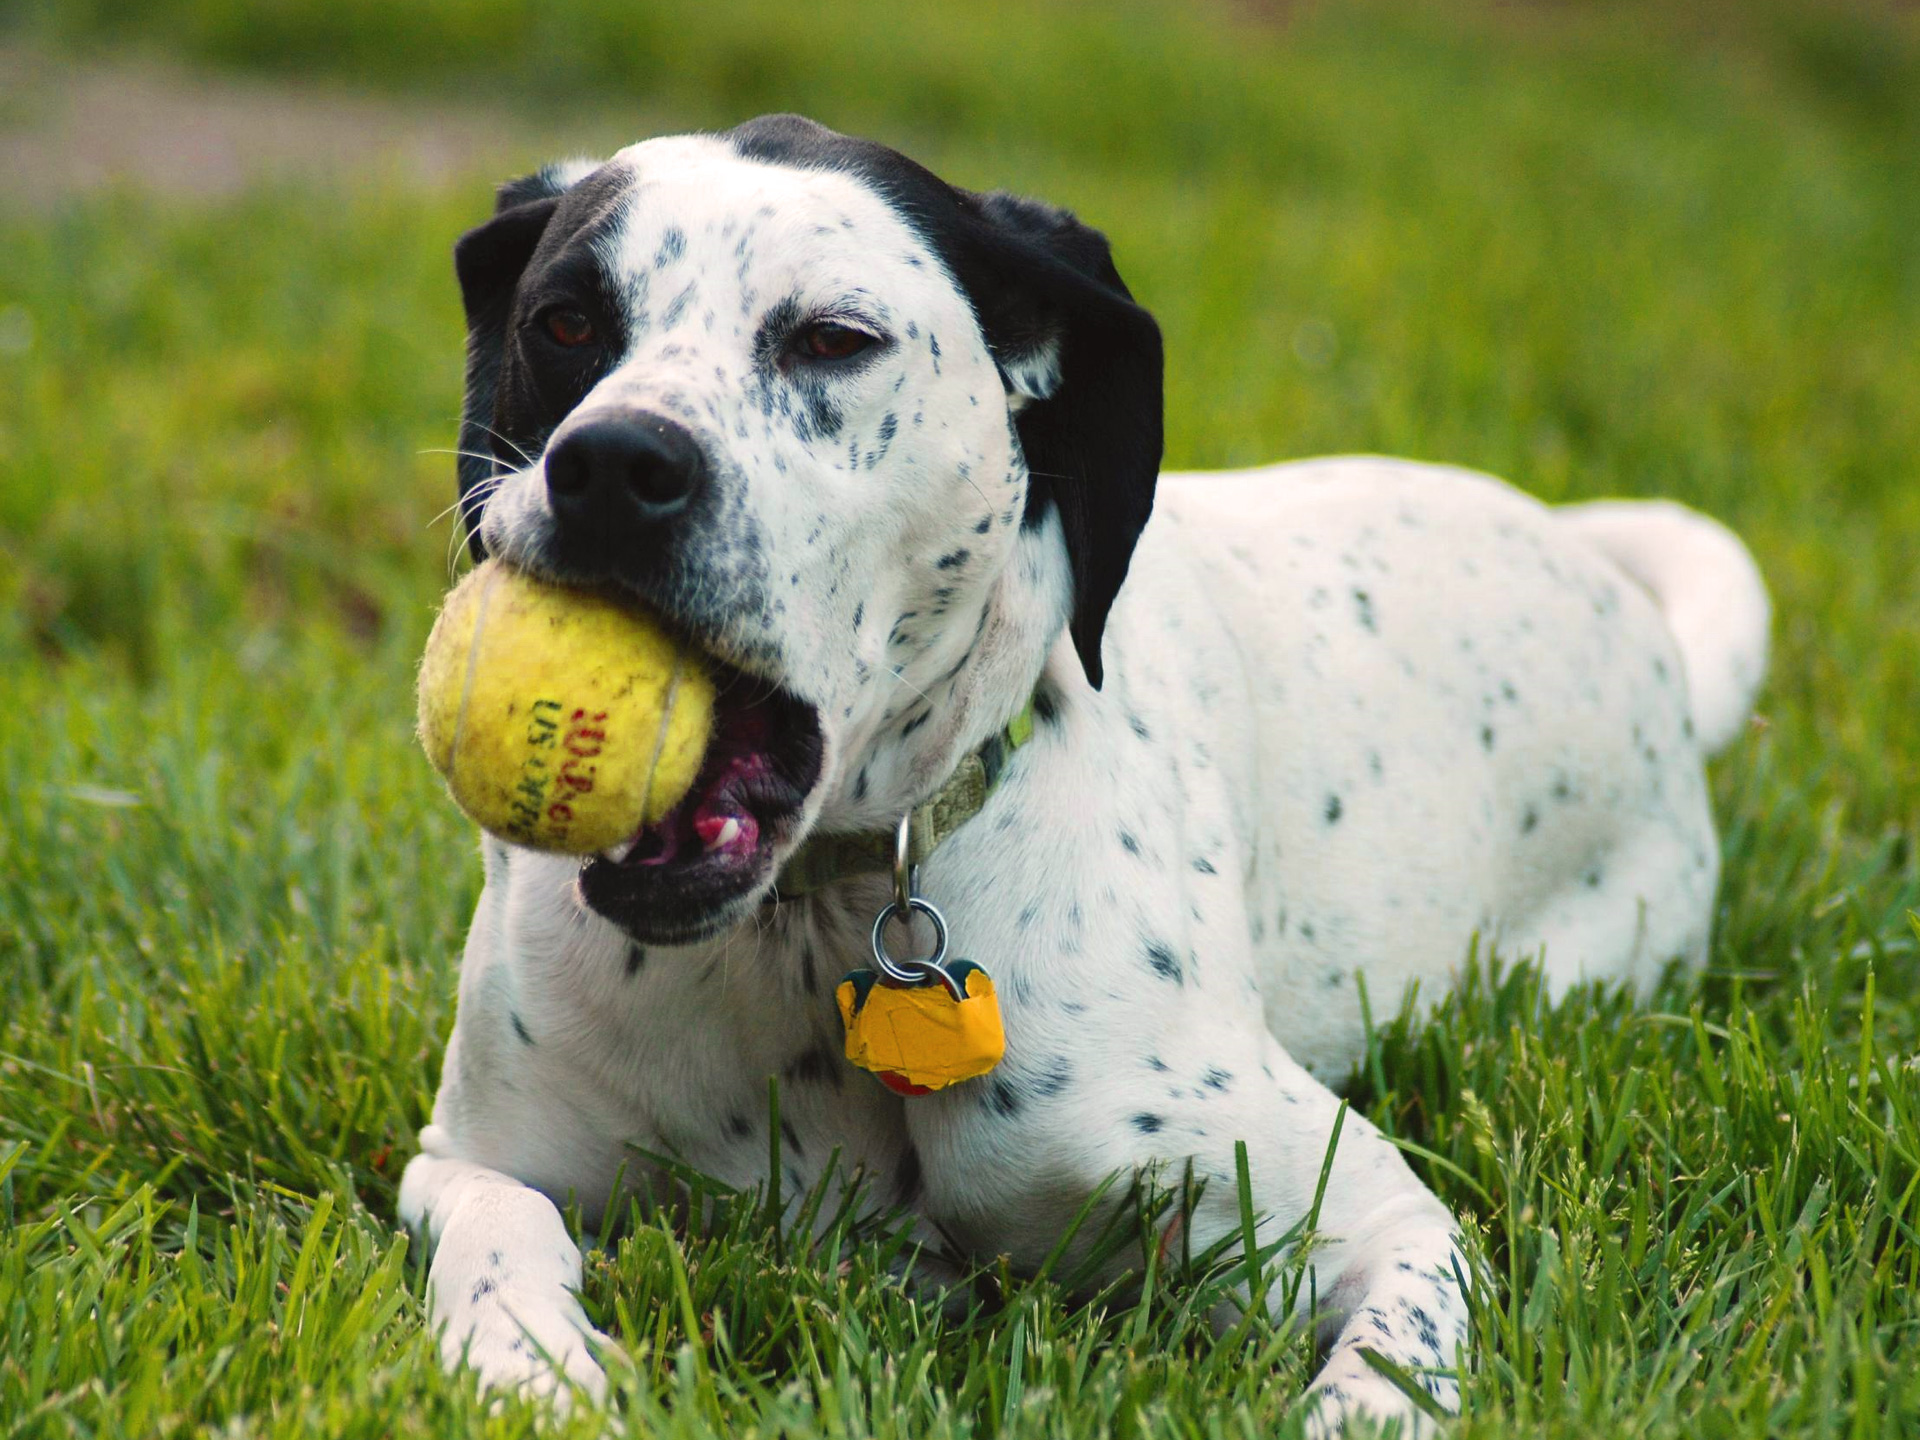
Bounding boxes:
1136 456 1765 1073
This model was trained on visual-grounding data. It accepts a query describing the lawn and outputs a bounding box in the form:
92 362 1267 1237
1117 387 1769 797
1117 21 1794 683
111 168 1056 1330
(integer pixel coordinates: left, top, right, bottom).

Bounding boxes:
3 1 1919 1434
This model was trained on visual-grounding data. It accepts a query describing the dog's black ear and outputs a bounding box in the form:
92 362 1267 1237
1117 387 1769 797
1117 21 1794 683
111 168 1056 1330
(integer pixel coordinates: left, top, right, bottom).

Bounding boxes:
954 191 1164 689
451 168 579 560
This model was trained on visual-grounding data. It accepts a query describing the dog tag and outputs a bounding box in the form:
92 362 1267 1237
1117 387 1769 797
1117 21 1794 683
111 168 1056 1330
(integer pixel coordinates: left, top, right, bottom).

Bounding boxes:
837 960 1005 1096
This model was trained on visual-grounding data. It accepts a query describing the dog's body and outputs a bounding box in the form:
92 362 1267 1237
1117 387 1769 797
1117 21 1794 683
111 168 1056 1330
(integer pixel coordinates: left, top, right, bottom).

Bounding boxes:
400 118 1768 1434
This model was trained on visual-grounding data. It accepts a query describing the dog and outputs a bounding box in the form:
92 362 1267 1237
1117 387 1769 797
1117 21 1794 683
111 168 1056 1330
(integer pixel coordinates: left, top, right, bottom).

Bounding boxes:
398 114 1769 1435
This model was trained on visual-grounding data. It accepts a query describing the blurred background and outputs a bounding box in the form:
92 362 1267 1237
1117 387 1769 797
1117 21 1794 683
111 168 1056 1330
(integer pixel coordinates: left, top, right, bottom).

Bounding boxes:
2 5 1919 1431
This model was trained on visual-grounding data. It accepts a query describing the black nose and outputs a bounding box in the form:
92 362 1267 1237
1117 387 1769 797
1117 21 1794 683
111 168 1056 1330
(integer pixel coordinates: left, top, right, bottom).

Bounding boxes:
545 412 707 528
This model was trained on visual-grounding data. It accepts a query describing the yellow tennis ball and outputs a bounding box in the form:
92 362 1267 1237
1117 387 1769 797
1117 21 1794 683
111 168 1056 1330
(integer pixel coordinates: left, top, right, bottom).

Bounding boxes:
416 560 715 854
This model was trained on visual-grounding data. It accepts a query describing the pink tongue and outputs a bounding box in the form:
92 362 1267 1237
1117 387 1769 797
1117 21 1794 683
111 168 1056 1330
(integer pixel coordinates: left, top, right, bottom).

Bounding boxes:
690 751 770 857
694 809 759 854
633 751 769 865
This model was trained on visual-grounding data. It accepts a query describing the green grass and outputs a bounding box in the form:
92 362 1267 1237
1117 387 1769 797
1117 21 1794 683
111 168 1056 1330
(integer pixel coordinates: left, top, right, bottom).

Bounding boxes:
3 0 1919 1434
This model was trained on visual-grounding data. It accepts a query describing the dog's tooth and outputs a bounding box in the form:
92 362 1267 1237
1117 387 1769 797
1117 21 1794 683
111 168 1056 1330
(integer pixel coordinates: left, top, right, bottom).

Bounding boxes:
705 816 742 852
600 837 638 864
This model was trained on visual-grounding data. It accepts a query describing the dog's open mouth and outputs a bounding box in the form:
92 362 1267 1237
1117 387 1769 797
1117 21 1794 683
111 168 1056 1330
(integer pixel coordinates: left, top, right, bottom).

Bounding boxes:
577 662 823 945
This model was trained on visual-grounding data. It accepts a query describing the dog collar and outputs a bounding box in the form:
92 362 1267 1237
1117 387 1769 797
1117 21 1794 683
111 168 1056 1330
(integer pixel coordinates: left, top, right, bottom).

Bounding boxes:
773 697 1037 897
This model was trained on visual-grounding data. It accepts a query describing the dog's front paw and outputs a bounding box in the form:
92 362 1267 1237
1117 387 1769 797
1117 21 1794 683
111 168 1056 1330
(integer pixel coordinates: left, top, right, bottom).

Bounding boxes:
430 1258 612 1410
1300 1387 1428 1439
1299 1354 1456 1438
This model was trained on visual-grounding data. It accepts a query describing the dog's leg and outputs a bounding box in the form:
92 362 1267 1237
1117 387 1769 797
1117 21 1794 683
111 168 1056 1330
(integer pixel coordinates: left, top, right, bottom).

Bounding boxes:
933 1026 1467 1437
1204 1057 1470 1437
399 1126 611 1406
1194 1046 1469 1436
1292 1190 1468 1438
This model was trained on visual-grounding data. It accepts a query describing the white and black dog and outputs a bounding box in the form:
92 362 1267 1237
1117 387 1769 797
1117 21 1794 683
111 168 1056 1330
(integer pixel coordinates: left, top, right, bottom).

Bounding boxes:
400 115 1768 1434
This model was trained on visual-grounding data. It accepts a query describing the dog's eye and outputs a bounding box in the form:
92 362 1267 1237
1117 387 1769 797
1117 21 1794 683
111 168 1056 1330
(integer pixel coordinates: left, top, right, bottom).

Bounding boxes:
795 322 875 362
544 309 597 348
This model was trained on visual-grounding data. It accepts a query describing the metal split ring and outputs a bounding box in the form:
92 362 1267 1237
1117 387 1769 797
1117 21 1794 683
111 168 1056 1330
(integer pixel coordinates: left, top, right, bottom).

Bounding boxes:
869 895 965 1000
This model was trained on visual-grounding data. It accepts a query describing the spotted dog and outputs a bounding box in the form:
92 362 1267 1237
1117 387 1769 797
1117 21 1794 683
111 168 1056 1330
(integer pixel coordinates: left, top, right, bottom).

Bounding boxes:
399 115 1769 1433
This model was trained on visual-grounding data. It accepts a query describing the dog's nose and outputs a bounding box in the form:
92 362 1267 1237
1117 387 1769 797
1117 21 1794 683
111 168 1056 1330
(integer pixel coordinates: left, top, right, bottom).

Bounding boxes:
545 412 707 527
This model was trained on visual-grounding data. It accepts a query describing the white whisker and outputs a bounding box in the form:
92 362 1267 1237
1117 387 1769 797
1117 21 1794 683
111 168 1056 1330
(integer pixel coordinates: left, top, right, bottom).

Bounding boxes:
439 471 507 583
471 422 540 468
420 446 525 470
885 663 936 709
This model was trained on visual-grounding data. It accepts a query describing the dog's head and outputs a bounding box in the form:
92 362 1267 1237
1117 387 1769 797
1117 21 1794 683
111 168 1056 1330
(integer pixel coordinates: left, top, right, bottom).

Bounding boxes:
456 115 1162 943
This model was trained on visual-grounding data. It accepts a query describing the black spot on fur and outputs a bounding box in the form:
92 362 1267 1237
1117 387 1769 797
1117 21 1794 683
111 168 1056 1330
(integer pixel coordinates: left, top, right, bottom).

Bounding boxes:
785 1044 842 1089
1131 1113 1164 1134
1145 941 1183 983
936 548 970 570
1128 714 1151 741
1119 830 1142 855
1192 855 1216 875
987 1077 1023 1118
727 1112 752 1139
626 944 647 977
661 281 697 329
894 1145 923 1205
510 1012 534 1046
470 1277 497 1303
1352 588 1377 633
1324 794 1343 824
1033 1057 1074 1098
1480 724 1496 752
1521 806 1540 834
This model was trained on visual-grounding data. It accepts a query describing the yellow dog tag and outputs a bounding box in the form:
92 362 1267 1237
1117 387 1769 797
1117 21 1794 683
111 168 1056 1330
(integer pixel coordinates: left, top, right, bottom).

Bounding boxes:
836 961 1005 1096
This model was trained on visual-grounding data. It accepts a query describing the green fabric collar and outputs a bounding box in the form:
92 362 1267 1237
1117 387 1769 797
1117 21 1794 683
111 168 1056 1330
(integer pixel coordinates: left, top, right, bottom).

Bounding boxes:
773 697 1037 897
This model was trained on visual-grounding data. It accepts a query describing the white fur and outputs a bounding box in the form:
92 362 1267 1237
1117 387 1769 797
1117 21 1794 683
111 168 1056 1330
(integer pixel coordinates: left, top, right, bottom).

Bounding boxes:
1555 499 1770 753
404 135 1768 1434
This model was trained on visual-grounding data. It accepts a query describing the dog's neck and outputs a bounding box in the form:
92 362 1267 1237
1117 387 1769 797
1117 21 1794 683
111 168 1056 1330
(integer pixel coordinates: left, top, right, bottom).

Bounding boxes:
811 507 1073 836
